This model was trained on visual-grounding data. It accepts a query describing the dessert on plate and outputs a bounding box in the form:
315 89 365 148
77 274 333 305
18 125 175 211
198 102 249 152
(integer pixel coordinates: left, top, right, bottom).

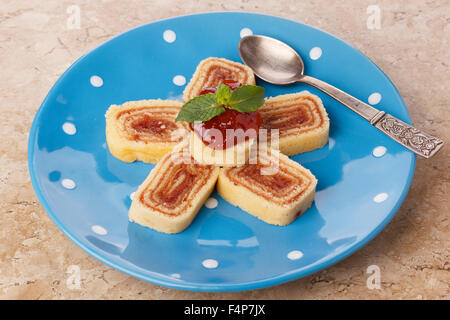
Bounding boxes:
183 57 255 102
128 147 219 234
105 57 330 233
260 92 329 156
217 149 317 226
105 99 188 163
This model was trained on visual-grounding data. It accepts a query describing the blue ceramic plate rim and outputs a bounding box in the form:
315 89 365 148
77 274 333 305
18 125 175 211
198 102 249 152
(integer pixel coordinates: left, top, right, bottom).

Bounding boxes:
28 12 416 292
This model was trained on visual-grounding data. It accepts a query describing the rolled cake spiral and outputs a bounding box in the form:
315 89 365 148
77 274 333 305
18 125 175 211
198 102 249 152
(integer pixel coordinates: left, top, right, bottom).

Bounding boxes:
217 149 317 226
129 148 220 234
182 57 255 102
260 92 330 156
105 99 189 163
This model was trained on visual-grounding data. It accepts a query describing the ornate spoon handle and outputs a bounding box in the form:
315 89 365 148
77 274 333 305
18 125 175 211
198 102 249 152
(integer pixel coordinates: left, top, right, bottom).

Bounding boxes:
373 114 443 158
299 75 444 158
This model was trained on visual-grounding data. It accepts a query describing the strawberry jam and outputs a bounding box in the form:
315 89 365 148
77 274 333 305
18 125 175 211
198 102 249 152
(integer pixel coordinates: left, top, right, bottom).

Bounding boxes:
191 80 262 150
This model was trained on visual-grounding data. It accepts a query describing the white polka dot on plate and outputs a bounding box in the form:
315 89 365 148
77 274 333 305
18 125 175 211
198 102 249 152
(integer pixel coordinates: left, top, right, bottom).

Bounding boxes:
90 75 103 87
204 197 218 209
287 250 304 260
62 122 76 135
91 225 107 235
170 273 181 279
130 192 136 200
372 146 387 157
240 27 253 38
309 47 322 60
61 178 76 189
202 259 218 269
163 29 176 43
173 75 186 86
373 193 388 203
368 92 382 105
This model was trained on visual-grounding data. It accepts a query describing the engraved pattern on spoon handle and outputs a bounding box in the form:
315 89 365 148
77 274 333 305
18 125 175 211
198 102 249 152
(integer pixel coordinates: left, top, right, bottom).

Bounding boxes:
299 75 444 158
374 114 444 158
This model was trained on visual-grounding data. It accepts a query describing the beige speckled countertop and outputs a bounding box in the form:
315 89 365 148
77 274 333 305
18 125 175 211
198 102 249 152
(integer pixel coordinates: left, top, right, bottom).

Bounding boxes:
0 0 449 300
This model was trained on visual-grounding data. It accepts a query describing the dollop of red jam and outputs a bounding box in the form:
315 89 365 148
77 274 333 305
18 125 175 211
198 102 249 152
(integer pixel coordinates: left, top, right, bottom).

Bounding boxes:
190 80 262 150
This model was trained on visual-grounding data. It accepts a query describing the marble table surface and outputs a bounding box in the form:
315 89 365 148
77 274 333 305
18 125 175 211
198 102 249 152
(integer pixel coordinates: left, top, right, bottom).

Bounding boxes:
0 0 448 299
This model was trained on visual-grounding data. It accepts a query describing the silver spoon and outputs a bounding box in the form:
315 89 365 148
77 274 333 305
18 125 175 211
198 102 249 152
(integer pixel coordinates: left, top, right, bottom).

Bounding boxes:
238 35 443 158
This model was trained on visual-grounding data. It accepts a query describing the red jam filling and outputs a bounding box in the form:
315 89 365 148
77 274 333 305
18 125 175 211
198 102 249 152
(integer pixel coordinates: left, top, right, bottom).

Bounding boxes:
190 80 262 150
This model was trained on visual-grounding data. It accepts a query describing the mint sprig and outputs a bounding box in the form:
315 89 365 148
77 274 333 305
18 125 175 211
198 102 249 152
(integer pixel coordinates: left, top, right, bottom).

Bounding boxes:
216 84 232 105
175 84 265 123
175 94 224 123
229 85 265 113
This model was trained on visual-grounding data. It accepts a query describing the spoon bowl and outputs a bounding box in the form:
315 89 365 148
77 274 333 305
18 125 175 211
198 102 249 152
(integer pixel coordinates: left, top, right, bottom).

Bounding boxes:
239 35 304 85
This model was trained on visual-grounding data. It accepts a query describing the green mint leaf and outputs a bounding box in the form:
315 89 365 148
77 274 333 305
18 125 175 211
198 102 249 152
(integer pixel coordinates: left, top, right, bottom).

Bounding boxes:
229 85 265 112
215 84 232 105
175 94 225 123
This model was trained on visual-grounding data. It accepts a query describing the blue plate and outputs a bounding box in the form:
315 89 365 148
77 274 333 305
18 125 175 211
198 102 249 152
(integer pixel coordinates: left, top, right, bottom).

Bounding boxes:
28 12 415 292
